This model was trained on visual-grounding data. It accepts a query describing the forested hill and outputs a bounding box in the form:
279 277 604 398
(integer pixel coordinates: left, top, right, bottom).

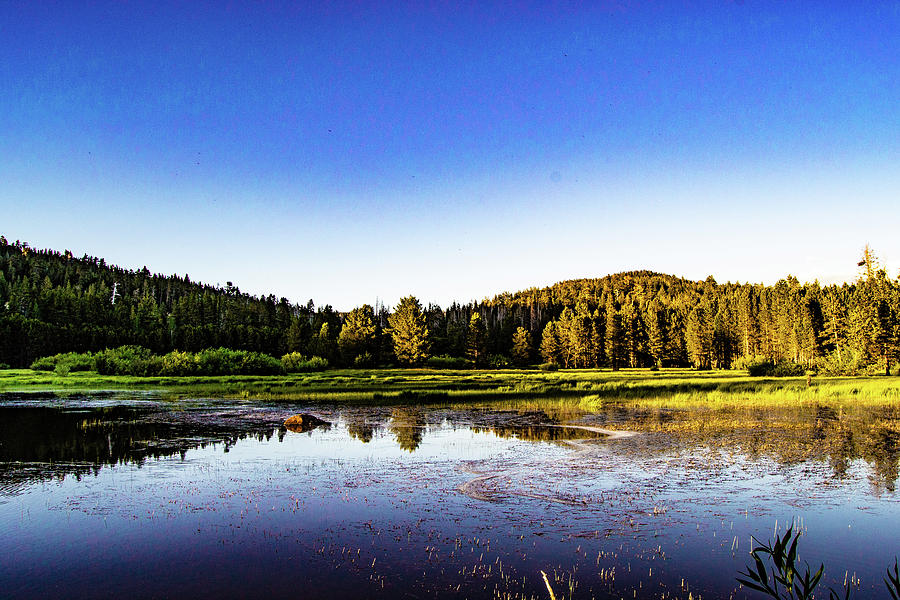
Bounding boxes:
1 236 898 376
0 236 338 367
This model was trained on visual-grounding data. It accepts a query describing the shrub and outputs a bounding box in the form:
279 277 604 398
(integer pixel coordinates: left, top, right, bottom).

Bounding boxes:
158 350 197 376
747 360 805 377
772 361 806 377
30 357 56 371
539 362 559 372
31 352 95 372
281 352 329 373
353 352 374 368
94 346 156 376
194 348 282 375
54 363 70 377
425 355 469 369
819 349 869 376
487 354 510 369
238 351 283 375
0 363 10 370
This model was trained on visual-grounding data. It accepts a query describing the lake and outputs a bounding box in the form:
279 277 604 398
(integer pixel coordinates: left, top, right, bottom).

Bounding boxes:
1 392 898 599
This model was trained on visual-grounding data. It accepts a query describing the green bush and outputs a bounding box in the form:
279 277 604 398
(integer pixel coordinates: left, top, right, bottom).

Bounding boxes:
819 349 875 376
30 357 55 371
194 348 282 375
353 352 374 368
772 361 806 377
281 352 328 373
487 354 510 369
425 355 469 369
94 346 156 376
0 363 10 370
31 352 95 372
747 360 805 377
158 350 197 376
237 351 283 375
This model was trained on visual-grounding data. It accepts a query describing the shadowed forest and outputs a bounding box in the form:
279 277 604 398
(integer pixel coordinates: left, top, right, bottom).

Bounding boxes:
1 236 898 376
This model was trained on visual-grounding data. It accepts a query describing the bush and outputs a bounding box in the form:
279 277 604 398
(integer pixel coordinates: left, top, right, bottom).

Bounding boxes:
487 354 510 369
425 355 470 369
194 348 282 375
237 351 283 375
31 352 95 372
539 362 559 371
772 361 806 377
94 346 156 376
353 352 374 368
158 350 197 376
281 352 329 373
747 359 806 377
0 363 10 370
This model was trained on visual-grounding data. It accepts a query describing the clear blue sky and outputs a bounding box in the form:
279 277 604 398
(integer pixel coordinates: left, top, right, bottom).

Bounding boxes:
3 1 898 310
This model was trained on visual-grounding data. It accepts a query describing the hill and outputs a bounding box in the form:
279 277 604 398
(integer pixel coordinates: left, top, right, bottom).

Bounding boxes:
1 236 897 375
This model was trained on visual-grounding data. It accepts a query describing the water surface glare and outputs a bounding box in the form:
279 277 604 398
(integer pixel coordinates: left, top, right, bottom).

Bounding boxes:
1 393 898 599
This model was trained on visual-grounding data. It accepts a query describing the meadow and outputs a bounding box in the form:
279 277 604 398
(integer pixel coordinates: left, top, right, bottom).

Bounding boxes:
2 366 899 408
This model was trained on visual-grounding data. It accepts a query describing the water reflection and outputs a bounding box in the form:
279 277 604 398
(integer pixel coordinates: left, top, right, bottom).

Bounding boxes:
388 406 426 451
3 395 900 599
2 397 900 493
0 403 284 494
592 403 900 491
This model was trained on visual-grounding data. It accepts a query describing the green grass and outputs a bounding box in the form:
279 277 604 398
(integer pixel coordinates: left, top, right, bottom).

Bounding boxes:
1 366 899 407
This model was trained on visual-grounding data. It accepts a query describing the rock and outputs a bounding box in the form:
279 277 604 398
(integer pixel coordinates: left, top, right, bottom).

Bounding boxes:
283 413 329 433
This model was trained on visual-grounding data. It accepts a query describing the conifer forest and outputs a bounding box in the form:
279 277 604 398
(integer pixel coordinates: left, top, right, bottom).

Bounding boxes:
1 235 897 376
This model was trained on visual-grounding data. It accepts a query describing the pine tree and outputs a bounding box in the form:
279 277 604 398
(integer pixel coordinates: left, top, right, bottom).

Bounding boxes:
511 326 532 366
467 313 487 367
338 304 377 366
686 305 713 370
647 305 667 368
309 322 337 362
874 298 897 376
286 317 310 354
605 298 624 370
388 296 430 366
540 321 560 365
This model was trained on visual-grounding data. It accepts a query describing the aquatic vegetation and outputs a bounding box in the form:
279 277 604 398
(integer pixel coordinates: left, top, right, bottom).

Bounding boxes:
737 526 824 599
738 526 900 600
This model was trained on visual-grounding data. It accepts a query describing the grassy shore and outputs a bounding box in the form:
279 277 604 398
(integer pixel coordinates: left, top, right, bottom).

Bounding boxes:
1 367 899 407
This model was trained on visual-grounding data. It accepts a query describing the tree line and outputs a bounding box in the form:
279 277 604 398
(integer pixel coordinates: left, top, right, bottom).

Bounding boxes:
1 236 897 375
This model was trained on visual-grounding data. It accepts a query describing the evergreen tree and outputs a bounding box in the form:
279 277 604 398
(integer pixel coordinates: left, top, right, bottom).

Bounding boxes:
605 298 625 370
286 317 310 354
388 296 430 366
309 322 337 362
686 305 714 369
511 326 532 366
874 298 898 376
647 304 667 368
467 312 487 367
338 304 378 366
540 321 560 365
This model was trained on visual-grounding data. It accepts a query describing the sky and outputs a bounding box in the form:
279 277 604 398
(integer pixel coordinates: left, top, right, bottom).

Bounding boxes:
2 1 898 310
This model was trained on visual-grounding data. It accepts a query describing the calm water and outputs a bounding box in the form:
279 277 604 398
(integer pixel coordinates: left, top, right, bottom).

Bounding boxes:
1 393 898 599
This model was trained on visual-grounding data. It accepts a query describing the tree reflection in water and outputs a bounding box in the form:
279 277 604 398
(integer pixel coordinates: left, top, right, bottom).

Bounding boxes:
2 398 900 494
388 406 426 452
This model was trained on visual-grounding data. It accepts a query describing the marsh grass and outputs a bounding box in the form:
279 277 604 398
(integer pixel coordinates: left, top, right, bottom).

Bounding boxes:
1 367 898 407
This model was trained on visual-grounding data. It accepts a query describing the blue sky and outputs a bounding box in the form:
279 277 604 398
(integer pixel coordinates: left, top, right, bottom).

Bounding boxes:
2 1 898 310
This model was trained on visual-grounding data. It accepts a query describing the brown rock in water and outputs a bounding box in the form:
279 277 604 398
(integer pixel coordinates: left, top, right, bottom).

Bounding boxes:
283 413 329 433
